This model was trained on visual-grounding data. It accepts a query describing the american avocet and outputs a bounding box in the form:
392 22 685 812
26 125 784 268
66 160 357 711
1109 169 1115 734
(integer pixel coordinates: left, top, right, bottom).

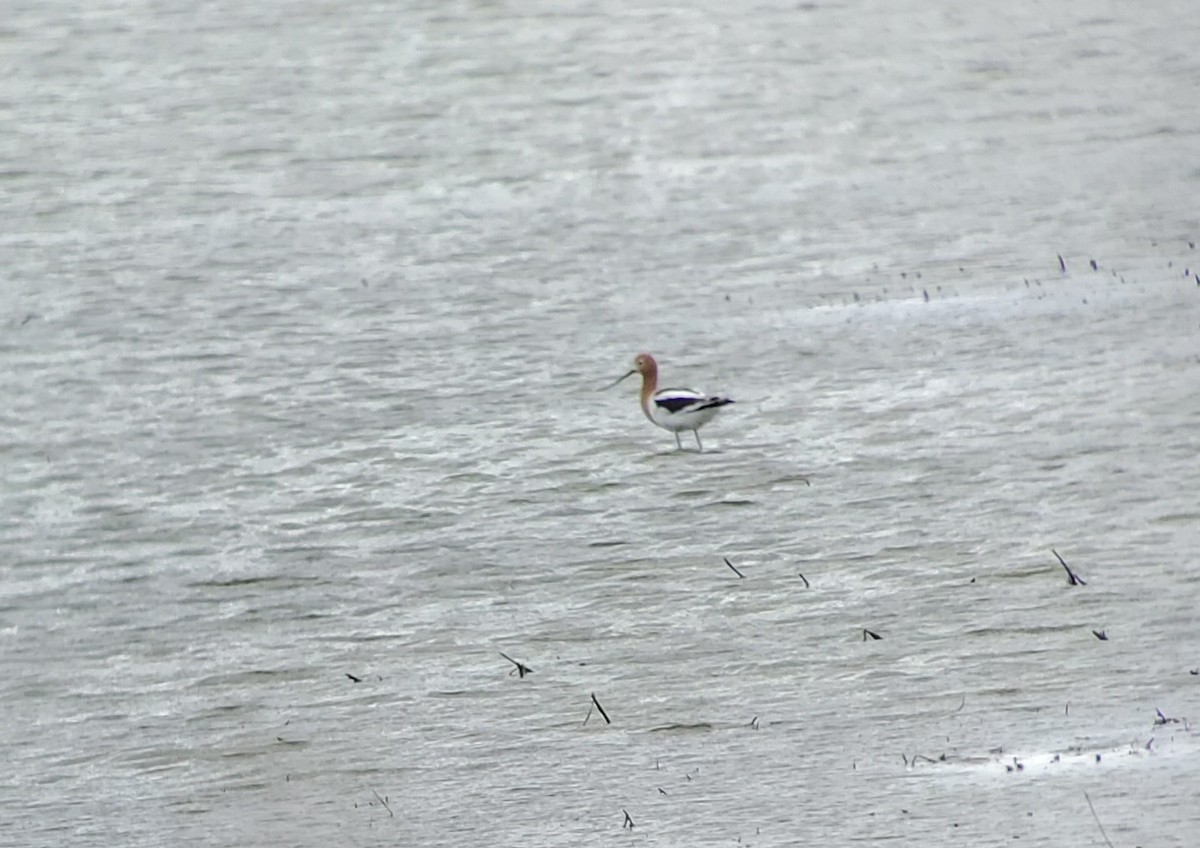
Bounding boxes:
606 352 734 451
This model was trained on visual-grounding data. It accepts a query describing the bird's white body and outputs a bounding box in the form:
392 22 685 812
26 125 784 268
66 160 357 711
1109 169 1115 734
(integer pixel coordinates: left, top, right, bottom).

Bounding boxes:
643 388 733 434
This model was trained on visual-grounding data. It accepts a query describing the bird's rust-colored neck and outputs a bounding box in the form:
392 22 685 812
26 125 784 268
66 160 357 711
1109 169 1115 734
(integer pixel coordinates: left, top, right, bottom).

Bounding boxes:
636 353 659 419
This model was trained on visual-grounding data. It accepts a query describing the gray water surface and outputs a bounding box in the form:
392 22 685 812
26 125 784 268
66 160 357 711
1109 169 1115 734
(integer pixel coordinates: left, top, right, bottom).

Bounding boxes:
3 1 1199 846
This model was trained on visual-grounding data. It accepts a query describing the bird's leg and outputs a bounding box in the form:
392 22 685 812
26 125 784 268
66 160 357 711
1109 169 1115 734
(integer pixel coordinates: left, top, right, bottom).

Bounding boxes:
693 430 703 452
674 431 683 450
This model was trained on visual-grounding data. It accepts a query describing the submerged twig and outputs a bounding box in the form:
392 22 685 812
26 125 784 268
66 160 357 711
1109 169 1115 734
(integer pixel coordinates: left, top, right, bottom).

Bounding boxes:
1052 549 1086 586
622 809 635 829
723 557 745 578
591 692 611 725
499 651 533 678
797 572 810 588
1084 792 1114 848
863 629 882 641
372 789 394 818
1155 708 1181 726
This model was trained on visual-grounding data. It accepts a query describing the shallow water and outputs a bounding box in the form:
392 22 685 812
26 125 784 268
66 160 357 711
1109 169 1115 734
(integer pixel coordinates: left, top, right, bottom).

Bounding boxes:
3 1 1200 846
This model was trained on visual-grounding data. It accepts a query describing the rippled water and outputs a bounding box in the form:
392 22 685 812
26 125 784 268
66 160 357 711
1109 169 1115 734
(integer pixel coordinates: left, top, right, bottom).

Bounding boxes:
3 1 1200 846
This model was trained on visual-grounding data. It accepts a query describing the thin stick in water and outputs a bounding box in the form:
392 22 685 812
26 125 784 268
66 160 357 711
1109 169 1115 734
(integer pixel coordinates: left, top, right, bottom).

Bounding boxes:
499 651 533 678
372 789 394 818
1052 549 1086 586
591 692 611 725
723 557 745 578
1084 792 1114 848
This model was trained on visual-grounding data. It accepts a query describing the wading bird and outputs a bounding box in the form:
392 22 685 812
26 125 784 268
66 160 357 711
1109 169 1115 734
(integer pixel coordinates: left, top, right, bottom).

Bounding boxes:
605 352 734 451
